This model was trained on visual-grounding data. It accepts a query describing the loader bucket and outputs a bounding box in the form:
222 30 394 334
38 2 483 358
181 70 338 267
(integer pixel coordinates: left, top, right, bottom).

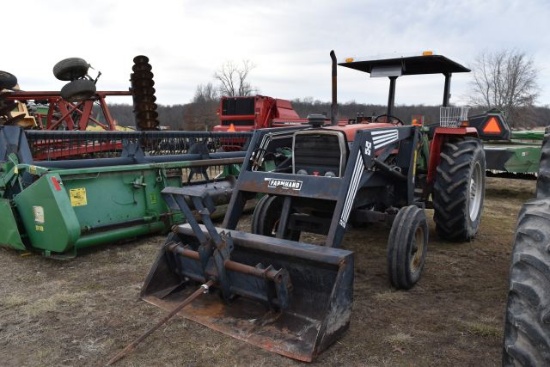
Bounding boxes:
141 224 354 362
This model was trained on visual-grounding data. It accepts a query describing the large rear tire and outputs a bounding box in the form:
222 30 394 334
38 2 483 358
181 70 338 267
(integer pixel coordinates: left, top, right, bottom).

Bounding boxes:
251 195 300 241
433 137 485 241
502 198 550 366
387 205 428 290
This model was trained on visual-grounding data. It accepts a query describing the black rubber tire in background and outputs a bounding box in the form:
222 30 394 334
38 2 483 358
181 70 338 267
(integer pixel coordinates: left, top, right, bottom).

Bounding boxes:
387 205 428 290
433 137 486 241
502 199 550 366
60 79 96 102
251 195 300 241
0 71 17 89
53 58 89 81
536 127 550 199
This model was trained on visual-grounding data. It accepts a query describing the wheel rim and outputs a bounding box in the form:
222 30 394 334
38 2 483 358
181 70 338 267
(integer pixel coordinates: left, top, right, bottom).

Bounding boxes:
469 161 483 221
410 226 426 273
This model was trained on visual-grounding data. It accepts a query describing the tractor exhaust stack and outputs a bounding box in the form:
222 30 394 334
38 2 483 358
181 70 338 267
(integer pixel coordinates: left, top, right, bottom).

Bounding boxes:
330 50 338 126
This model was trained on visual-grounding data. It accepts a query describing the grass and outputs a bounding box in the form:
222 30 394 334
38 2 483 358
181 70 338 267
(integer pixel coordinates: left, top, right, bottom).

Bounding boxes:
22 291 91 317
461 319 503 338
1 295 28 308
373 290 407 302
452 315 503 339
386 332 414 346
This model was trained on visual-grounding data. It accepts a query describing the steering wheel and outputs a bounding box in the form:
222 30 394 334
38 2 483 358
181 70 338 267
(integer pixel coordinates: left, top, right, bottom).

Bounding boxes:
374 114 404 126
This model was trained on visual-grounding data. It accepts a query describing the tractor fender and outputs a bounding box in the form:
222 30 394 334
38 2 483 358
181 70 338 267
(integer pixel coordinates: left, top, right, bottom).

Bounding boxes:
426 126 479 185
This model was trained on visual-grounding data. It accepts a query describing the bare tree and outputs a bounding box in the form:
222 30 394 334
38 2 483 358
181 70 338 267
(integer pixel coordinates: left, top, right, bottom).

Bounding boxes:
193 82 219 103
214 60 257 97
468 49 539 127
182 83 220 130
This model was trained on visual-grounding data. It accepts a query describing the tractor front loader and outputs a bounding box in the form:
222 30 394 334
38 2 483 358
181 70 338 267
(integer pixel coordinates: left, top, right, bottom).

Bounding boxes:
140 128 356 364
139 51 486 362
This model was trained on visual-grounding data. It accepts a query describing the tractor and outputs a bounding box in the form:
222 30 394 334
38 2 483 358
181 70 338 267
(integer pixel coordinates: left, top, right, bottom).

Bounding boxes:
137 50 486 362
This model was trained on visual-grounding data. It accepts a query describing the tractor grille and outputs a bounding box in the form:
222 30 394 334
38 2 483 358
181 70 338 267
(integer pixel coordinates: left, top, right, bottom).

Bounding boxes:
293 130 347 177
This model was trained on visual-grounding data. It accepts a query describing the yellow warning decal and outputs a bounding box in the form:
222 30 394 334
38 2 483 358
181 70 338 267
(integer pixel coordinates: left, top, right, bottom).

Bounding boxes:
70 188 88 207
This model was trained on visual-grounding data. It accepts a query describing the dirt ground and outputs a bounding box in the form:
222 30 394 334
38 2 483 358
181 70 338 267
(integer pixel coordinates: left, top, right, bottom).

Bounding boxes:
0 177 537 367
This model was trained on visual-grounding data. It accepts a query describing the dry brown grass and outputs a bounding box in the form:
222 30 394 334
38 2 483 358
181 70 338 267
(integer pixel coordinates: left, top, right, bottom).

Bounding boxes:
0 177 537 366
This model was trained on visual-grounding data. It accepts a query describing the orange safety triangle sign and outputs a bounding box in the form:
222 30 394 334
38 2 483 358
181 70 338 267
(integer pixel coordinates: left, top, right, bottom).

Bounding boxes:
483 117 502 134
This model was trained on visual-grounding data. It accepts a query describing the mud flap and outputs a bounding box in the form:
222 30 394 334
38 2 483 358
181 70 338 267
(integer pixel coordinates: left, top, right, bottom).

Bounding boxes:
141 224 354 362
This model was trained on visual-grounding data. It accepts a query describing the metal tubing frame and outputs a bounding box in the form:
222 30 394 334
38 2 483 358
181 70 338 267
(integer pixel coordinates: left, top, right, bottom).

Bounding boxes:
222 125 420 248
1 90 132 130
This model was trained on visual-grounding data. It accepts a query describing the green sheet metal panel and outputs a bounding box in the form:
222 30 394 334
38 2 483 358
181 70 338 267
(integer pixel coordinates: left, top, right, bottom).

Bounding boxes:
0 198 26 250
504 145 542 173
56 166 173 231
510 130 545 141
484 143 542 173
14 173 80 253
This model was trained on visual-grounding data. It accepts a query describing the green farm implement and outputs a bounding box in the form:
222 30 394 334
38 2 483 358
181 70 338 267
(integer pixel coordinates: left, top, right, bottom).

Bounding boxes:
468 110 546 177
0 126 251 257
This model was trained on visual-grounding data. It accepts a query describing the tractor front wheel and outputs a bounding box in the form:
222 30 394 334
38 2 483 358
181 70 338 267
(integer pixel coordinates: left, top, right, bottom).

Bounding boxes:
251 195 300 241
433 137 485 241
387 205 428 290
503 198 550 366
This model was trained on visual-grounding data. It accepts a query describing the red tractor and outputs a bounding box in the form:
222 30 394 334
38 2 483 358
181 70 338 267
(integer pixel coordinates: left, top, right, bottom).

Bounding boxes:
139 50 486 362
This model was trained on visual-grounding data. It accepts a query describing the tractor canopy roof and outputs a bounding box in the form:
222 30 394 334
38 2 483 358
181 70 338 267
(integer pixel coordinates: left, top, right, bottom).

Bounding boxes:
339 53 470 76
332 52 470 115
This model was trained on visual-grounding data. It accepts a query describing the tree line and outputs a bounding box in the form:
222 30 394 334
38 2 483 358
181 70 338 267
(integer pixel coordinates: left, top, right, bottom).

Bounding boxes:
106 100 550 131
105 49 549 130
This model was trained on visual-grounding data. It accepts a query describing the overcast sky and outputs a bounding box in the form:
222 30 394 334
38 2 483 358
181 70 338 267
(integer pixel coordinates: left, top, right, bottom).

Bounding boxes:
4 0 550 108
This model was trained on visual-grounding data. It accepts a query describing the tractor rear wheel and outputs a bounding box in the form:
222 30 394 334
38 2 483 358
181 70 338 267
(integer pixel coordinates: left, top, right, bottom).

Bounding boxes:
433 137 485 241
387 205 428 290
251 195 300 241
0 71 17 89
503 198 550 366
53 57 90 81
60 80 96 102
